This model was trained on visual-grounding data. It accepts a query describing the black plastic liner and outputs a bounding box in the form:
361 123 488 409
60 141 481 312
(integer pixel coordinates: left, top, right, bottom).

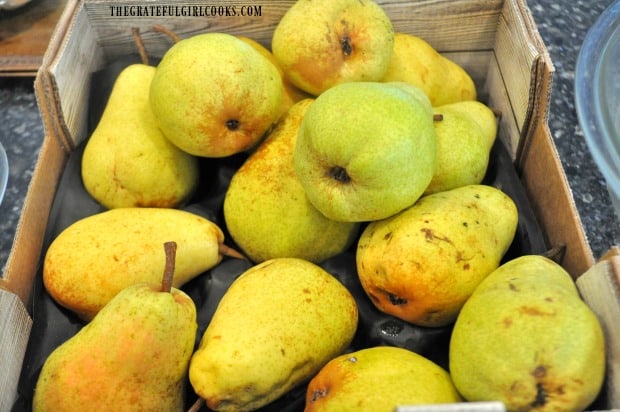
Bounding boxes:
12 55 548 411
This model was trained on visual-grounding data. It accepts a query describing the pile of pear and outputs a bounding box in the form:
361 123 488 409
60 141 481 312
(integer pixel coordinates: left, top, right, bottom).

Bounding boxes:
34 0 606 411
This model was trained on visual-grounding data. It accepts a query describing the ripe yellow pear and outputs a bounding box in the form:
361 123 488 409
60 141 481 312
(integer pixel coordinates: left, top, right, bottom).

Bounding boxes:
189 258 358 411
305 346 462 412
357 184 518 327
224 99 360 263
450 255 606 412
425 100 498 194
272 0 394 96
382 32 477 106
33 243 197 411
149 32 283 158
81 63 199 209
43 207 233 320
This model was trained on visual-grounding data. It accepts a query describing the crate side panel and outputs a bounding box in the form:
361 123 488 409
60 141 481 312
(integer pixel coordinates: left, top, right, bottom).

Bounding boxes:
49 7 105 148
80 0 503 59
494 0 541 147
384 0 503 51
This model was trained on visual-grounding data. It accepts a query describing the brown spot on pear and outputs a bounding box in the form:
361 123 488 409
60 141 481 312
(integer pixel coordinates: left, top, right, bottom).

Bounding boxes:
272 0 394 96
357 184 518 327
450 255 606 412
305 346 461 411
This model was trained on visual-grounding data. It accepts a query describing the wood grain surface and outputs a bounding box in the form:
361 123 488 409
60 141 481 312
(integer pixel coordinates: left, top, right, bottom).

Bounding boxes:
0 0 67 76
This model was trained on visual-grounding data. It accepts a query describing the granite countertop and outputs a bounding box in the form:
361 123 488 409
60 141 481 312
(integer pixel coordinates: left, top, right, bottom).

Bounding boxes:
0 0 618 278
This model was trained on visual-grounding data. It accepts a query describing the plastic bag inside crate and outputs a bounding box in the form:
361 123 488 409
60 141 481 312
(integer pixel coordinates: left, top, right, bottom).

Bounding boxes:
12 56 548 411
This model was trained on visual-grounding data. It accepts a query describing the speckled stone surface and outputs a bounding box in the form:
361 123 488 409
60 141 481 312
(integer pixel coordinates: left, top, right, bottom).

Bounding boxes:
0 0 618 278
0 77 44 274
528 0 619 259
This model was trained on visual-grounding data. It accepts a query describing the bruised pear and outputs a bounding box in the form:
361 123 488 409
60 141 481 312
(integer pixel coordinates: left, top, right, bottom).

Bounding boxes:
450 255 606 412
305 346 461 412
189 258 358 411
356 184 518 327
271 0 394 96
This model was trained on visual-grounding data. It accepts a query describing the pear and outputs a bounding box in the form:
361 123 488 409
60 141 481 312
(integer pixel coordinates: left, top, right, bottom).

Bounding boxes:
294 81 437 222
33 242 198 411
224 98 360 263
425 100 498 194
43 207 237 321
382 32 477 106
237 35 312 117
189 257 358 411
305 346 462 411
356 184 518 327
272 0 394 96
149 32 283 158
81 63 199 209
450 255 606 412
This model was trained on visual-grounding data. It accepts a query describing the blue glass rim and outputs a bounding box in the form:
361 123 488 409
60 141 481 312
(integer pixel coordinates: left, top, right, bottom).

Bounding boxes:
575 0 620 195
0 141 7 207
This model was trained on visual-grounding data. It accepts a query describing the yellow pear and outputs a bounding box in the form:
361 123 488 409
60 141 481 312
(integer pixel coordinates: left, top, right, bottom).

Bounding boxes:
33 242 197 411
81 63 199 209
224 98 360 263
149 32 283 158
425 100 498 194
43 207 233 320
272 0 394 96
382 32 477 106
189 258 358 411
356 184 518 327
450 255 606 412
305 346 462 411
237 35 312 117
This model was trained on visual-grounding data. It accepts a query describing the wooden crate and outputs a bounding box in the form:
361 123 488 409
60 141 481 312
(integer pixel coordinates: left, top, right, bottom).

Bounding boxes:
1 0 617 410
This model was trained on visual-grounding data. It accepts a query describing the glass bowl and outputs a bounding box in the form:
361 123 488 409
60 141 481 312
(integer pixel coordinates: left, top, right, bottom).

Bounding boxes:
0 141 7 206
575 0 620 219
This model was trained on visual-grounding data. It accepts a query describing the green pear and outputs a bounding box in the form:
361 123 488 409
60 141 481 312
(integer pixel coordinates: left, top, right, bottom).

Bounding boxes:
382 32 477 106
33 242 197 411
272 0 394 96
425 100 498 194
294 81 437 222
189 257 358 411
450 255 606 412
149 32 283 158
305 346 462 411
43 207 237 321
356 184 518 327
81 63 199 209
224 98 360 263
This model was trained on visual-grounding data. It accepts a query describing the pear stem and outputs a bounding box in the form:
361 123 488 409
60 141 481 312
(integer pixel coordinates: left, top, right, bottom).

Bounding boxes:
433 113 444 121
219 243 249 261
542 244 566 264
187 397 205 412
161 241 177 293
153 24 181 44
491 107 503 120
131 27 150 65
